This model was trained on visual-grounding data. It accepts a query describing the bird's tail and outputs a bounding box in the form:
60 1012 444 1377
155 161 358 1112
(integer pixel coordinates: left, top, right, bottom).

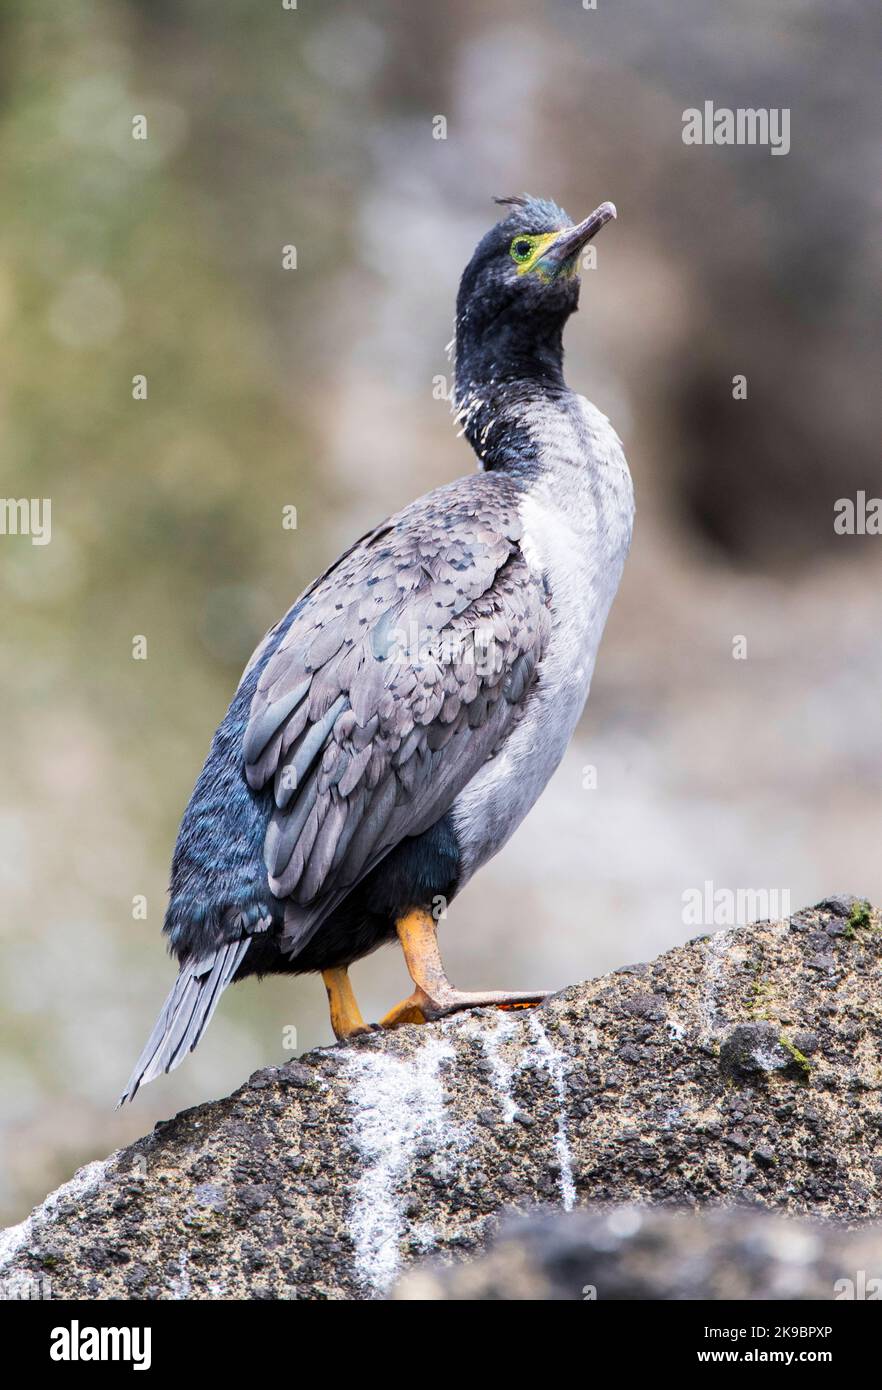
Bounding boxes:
117 938 251 1106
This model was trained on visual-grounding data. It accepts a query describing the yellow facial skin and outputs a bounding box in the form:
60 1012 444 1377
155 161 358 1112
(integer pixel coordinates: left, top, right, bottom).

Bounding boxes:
509 231 577 283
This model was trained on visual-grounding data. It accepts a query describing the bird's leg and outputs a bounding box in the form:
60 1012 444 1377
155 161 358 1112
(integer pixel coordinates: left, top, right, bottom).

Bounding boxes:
322 967 372 1041
379 907 550 1029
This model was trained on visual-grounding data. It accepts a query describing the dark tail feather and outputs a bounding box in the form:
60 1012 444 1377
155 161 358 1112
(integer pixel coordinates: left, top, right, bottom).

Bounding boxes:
117 938 251 1106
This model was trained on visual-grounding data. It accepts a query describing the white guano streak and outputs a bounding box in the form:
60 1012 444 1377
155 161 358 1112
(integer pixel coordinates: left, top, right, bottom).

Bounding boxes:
344 1037 457 1296
528 1014 576 1211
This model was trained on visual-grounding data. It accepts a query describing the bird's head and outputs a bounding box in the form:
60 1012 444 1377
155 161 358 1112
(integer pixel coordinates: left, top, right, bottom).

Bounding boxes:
454 194 616 394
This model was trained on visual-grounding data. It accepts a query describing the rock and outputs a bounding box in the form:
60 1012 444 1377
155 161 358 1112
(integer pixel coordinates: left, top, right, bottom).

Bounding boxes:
817 894 865 919
393 1206 882 1301
0 899 880 1301
718 1023 808 1081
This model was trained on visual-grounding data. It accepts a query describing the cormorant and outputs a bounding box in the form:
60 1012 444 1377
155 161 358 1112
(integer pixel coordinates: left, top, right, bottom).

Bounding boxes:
120 195 634 1104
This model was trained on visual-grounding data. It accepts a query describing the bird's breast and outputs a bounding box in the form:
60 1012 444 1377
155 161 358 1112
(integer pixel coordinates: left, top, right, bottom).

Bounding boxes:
450 398 634 885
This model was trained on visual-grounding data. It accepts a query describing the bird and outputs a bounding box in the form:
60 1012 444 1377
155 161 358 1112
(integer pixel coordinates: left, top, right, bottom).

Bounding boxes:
119 194 634 1104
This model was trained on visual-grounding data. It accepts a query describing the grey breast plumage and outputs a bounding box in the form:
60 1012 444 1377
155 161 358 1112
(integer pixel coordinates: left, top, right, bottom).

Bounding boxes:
241 472 552 955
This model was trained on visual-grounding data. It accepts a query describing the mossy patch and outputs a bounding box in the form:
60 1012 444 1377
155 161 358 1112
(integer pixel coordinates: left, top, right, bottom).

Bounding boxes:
844 900 874 938
748 975 777 1021
779 1035 811 1080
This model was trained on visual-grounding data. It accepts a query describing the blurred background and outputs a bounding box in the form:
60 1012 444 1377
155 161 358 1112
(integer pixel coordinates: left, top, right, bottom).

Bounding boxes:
1 0 880 1225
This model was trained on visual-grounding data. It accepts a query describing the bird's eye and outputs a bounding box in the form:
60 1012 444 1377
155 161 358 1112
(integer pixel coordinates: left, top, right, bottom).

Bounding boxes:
510 237 534 264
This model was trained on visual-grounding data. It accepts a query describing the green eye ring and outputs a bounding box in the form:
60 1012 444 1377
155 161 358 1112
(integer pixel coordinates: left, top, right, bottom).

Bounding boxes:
509 236 536 264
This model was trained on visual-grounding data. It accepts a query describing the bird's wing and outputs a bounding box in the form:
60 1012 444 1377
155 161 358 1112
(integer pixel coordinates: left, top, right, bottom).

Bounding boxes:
243 473 551 953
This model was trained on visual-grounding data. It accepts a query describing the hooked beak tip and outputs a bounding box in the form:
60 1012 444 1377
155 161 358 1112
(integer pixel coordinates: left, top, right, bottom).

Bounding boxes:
543 200 618 268
573 200 618 241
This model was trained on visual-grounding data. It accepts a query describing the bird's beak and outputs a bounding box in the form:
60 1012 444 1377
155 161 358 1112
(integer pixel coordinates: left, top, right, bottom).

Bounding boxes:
541 201 617 271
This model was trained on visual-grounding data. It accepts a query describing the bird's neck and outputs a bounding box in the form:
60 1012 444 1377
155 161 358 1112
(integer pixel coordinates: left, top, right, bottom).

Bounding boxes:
454 340 575 473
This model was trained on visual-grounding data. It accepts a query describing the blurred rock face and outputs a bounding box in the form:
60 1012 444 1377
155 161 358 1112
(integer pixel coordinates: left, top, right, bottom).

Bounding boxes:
394 1206 882 1301
603 1 882 569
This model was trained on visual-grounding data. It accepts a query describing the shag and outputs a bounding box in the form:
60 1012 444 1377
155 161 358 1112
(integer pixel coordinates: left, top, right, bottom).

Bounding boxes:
120 195 634 1103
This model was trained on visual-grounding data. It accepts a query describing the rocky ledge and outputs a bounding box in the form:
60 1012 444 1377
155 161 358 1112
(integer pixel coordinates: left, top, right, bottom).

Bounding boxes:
0 896 879 1300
